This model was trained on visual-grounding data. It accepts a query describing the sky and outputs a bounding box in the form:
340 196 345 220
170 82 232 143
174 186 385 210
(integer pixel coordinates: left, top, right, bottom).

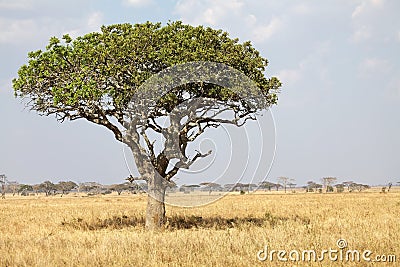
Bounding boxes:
0 0 399 186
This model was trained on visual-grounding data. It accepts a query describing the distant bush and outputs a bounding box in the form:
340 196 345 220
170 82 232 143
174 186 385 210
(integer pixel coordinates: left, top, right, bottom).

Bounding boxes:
336 185 344 193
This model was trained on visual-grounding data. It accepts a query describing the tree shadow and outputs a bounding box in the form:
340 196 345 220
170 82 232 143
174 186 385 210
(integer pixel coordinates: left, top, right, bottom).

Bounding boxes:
61 212 310 231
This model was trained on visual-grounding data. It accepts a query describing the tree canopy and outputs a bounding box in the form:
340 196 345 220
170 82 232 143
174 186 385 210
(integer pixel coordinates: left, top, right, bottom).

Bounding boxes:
13 21 280 139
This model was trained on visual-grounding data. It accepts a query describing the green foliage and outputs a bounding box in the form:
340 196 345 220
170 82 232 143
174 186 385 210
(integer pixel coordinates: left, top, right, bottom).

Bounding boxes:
326 185 334 193
12 21 281 131
18 184 33 194
110 182 132 195
336 184 344 193
306 181 322 193
57 181 78 194
39 181 56 196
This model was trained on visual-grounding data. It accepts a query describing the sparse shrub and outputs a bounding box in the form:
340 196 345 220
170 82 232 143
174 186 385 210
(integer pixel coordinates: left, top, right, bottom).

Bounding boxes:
336 185 344 193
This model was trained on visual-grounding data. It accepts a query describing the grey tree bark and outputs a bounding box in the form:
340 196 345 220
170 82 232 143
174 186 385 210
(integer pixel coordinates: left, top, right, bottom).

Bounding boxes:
145 174 167 230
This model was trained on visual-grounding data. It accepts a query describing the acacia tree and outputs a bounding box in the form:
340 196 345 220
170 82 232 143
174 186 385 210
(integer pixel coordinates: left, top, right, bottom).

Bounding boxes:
277 177 294 193
18 184 34 195
287 182 296 190
12 21 281 229
111 183 131 195
306 181 322 192
259 181 275 191
7 181 19 196
274 183 281 191
342 181 354 192
322 177 337 192
39 181 56 196
57 181 78 195
350 183 370 192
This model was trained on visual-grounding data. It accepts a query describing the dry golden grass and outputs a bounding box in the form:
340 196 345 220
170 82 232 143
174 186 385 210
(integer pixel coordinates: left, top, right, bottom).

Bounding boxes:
0 189 399 266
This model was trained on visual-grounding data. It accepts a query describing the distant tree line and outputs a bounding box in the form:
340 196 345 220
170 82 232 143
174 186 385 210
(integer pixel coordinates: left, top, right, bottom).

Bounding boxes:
260 177 375 194
3 180 145 196
303 179 371 193
1 177 397 197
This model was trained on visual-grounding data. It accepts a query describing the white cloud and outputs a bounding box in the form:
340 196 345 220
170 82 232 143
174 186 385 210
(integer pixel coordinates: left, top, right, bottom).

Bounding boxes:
351 26 372 42
203 8 219 25
352 2 367 18
0 18 38 44
359 58 392 76
252 17 282 42
277 66 303 86
371 0 385 7
292 3 313 15
63 12 104 38
175 0 244 25
87 12 103 31
352 0 385 18
175 0 282 43
122 0 152 6
350 0 396 43
0 0 32 9
278 42 331 86
358 57 400 100
245 14 257 25
174 0 197 16
0 11 104 45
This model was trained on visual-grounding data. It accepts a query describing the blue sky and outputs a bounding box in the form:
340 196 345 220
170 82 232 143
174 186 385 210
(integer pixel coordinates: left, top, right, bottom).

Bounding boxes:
0 0 399 186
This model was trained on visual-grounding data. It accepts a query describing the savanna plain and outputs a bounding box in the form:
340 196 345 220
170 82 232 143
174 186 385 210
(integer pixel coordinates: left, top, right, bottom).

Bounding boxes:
1 189 399 267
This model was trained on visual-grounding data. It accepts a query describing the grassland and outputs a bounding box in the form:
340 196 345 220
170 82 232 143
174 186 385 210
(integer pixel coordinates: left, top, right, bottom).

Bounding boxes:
0 189 399 266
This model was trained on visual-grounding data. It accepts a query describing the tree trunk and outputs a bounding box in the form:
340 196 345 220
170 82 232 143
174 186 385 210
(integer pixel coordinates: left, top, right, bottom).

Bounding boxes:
124 127 168 230
145 174 167 230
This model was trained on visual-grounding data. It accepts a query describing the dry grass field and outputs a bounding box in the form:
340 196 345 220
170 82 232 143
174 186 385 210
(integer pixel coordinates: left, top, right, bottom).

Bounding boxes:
0 189 399 266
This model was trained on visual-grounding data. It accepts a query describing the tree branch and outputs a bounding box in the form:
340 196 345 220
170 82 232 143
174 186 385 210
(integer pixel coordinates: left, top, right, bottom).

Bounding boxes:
164 149 212 181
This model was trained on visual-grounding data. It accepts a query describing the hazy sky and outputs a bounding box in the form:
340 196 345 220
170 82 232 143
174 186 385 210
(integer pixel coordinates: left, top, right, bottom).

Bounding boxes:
0 0 399 186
